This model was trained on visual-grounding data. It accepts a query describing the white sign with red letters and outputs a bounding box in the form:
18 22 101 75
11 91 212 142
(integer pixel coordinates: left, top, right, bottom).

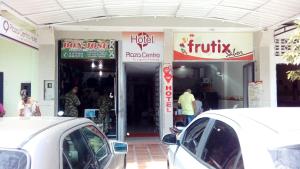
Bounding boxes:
122 32 163 62
174 32 253 61
163 63 173 114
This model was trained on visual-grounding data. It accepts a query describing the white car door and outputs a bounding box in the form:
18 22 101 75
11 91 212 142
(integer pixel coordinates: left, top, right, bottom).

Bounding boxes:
80 125 122 169
199 119 245 169
172 117 213 169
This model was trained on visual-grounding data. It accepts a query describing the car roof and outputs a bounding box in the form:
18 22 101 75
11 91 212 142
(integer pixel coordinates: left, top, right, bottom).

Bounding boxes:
0 117 91 149
204 107 300 134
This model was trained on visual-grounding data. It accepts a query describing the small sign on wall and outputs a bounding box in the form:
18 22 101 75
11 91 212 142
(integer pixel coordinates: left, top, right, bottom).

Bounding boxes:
163 63 173 113
44 80 55 100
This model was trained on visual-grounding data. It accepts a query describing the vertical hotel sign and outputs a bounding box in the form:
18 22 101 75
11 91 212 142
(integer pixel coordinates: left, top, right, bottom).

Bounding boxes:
163 63 173 113
0 16 38 49
122 32 163 62
174 33 253 61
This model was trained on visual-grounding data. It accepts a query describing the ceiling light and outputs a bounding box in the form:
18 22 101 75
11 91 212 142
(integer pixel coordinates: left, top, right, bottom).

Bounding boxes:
98 60 103 69
91 60 96 68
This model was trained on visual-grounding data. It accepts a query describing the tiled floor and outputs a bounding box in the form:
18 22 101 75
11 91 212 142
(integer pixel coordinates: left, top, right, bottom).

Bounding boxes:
126 142 169 169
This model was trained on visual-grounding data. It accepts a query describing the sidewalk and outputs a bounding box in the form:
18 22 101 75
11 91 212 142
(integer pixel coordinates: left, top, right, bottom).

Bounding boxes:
126 139 168 169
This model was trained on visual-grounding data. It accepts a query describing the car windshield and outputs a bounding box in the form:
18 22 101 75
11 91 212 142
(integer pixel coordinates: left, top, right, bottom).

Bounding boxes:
269 145 300 169
0 149 28 169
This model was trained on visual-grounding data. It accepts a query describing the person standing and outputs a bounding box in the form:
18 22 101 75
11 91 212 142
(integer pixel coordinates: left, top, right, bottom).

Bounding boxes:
18 89 41 117
0 102 5 117
64 86 81 117
97 90 113 134
194 95 203 117
178 89 196 125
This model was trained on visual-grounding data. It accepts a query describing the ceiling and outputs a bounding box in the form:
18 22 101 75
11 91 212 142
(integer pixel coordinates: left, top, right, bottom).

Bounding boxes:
1 0 300 28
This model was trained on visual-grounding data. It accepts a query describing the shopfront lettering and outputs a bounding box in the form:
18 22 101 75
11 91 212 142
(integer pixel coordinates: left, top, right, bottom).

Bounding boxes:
188 40 230 54
131 32 154 51
166 85 172 91
164 63 173 113
63 41 108 49
225 48 244 58
125 52 160 58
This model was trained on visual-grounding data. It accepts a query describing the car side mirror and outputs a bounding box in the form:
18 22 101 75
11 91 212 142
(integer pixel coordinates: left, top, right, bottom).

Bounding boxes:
162 134 177 145
112 142 128 154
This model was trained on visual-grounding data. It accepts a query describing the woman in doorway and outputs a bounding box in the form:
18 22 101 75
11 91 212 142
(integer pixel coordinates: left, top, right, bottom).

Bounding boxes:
18 89 41 117
64 86 81 117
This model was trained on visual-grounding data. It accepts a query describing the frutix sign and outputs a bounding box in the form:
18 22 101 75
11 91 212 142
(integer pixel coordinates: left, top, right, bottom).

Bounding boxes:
163 63 173 114
0 16 38 49
122 32 164 62
174 33 253 61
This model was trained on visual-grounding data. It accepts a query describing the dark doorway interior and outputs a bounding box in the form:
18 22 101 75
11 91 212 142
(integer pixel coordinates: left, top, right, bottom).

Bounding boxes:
0 72 3 103
58 59 117 137
127 75 157 136
277 64 300 107
125 63 160 137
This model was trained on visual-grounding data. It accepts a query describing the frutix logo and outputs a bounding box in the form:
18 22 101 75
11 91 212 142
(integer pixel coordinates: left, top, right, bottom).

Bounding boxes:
131 32 154 51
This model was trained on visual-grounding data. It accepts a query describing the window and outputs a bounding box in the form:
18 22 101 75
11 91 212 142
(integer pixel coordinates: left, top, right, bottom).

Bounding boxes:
182 118 209 155
63 130 96 169
201 120 244 169
81 126 111 167
269 145 300 169
0 149 28 169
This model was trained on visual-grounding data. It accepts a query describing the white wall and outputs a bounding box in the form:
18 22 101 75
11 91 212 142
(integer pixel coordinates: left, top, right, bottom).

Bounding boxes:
254 30 277 107
0 37 39 116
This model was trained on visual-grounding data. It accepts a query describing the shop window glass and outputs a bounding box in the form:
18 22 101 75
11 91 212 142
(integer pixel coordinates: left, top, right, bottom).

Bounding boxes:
201 120 244 169
81 126 111 167
63 130 96 169
182 118 209 155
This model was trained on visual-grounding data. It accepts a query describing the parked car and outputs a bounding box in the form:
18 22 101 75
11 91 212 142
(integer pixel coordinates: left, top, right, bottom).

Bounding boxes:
163 108 300 169
0 117 127 169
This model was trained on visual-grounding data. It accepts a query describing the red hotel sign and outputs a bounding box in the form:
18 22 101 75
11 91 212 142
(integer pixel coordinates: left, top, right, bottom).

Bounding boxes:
163 64 173 113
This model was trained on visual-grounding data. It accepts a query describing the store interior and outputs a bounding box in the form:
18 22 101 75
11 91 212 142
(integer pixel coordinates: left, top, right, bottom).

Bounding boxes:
125 63 160 137
277 64 300 107
173 61 251 113
58 59 117 137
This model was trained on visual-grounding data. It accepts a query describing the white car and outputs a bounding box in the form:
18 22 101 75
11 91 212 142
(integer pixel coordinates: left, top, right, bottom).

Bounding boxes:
163 108 300 169
0 117 127 169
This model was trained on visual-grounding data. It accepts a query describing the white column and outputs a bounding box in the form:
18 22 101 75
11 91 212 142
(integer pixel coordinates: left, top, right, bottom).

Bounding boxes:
254 30 277 107
160 29 174 138
37 27 56 116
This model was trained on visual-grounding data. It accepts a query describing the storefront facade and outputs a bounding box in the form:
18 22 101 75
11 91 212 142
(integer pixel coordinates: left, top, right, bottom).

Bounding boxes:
34 17 278 141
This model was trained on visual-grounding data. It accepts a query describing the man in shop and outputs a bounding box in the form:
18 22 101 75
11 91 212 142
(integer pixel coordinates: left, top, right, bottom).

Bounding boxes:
64 86 81 117
97 89 114 134
178 89 196 125
195 95 204 116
